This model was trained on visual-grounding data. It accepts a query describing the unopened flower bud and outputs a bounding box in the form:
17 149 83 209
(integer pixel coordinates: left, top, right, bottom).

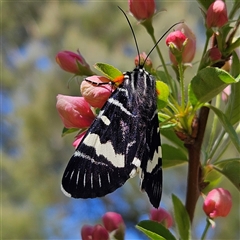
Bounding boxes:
203 188 232 219
150 208 173 228
56 50 93 75
92 224 109 240
221 85 231 103
102 212 124 232
56 95 95 129
81 76 113 109
128 0 156 21
134 52 152 71
73 131 86 149
81 225 94 240
206 0 228 28
166 23 196 65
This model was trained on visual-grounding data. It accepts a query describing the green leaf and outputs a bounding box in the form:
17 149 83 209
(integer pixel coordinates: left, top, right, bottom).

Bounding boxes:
214 161 240 191
61 127 80 137
205 104 240 152
156 81 170 110
136 220 176 240
172 194 191 240
188 67 238 108
225 81 240 125
231 44 240 78
162 144 188 168
94 62 122 81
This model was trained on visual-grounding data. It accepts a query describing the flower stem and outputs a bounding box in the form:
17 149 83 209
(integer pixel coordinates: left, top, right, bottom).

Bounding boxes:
178 62 185 109
149 34 176 98
201 218 211 240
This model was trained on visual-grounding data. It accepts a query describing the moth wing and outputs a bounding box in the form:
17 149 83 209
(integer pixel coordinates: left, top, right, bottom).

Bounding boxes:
140 111 162 208
61 88 141 199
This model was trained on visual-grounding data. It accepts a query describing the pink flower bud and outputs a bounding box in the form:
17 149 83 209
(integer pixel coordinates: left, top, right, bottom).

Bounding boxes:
56 50 92 75
128 0 156 21
166 24 196 65
206 0 228 28
221 85 231 102
81 225 94 240
134 52 152 71
56 95 95 129
92 224 109 240
81 76 113 109
150 208 173 229
208 47 222 62
203 188 232 219
73 131 86 149
102 212 124 232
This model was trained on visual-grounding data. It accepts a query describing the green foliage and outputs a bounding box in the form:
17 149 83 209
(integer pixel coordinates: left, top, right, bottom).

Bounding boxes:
172 194 191 240
156 81 170 110
188 67 238 108
94 62 123 81
136 220 176 240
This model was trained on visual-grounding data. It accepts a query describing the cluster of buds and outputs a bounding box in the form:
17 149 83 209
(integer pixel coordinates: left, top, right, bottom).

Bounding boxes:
81 212 125 240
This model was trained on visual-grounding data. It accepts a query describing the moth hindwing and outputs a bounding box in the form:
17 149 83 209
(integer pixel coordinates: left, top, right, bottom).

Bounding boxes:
61 66 162 208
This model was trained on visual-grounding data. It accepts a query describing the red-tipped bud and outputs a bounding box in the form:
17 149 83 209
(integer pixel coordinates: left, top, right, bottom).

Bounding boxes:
56 50 93 75
72 131 86 149
206 0 228 28
92 225 109 240
222 85 231 103
80 76 113 109
56 95 95 129
150 208 173 229
134 52 152 71
102 212 125 232
81 225 94 240
203 188 232 219
166 23 196 65
128 0 156 21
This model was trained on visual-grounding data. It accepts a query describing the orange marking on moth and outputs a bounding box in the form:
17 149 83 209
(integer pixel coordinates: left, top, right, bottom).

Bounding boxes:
113 75 124 86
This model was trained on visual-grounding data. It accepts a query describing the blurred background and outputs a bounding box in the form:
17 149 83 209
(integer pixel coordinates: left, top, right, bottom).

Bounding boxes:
2 1 239 239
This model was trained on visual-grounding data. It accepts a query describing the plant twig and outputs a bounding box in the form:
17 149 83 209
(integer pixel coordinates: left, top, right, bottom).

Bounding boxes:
185 106 210 223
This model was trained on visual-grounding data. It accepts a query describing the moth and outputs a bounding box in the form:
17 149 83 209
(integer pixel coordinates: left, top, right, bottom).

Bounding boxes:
61 7 179 208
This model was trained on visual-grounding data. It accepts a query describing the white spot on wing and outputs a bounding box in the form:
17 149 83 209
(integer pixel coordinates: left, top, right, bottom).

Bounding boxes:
98 175 102 187
100 115 111 125
129 168 137 178
146 145 162 173
107 172 111 183
90 173 93 189
132 157 141 167
83 133 125 168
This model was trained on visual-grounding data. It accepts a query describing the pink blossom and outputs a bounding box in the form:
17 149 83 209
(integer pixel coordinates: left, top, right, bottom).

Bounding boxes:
206 0 228 28
56 50 92 75
150 208 173 228
81 76 113 108
102 212 125 232
128 0 156 21
166 24 196 65
203 188 232 218
72 131 86 149
134 52 152 71
222 85 231 102
92 225 109 240
56 94 95 129
81 225 94 240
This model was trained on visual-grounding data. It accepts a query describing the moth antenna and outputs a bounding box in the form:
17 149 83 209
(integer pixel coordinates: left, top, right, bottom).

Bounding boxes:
118 6 141 67
143 21 184 67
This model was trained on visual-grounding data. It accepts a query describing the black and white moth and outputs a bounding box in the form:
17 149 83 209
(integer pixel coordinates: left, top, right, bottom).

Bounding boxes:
61 8 179 208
